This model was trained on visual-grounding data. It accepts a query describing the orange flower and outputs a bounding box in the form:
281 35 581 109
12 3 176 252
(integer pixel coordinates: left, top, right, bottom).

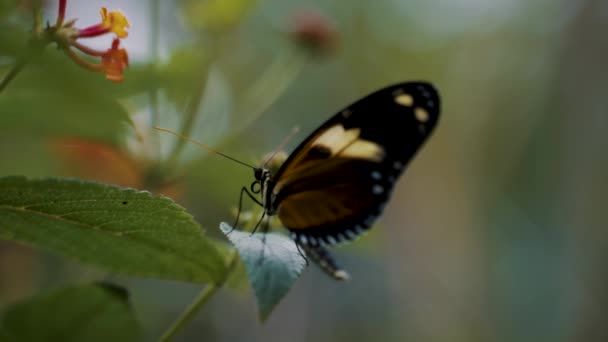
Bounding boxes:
101 39 129 82
53 1 131 82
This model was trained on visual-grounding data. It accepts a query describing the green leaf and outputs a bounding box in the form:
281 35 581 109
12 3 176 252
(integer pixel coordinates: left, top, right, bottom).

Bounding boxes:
219 222 306 320
0 283 140 342
0 176 226 284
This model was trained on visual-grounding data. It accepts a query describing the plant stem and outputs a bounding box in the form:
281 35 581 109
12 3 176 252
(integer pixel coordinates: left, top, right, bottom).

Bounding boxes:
158 207 267 341
0 2 47 94
158 284 217 342
232 46 308 135
158 251 239 342
149 0 161 154
0 61 25 93
164 73 209 169
33 1 43 33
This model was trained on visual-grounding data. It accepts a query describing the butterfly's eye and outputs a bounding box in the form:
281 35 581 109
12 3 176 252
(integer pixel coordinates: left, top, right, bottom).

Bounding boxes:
250 181 261 194
254 168 263 180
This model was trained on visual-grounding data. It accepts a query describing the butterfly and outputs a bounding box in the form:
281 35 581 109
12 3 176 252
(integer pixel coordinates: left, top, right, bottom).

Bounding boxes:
238 81 440 279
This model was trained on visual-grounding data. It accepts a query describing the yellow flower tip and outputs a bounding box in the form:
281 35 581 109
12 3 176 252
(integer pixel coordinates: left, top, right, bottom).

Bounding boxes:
99 7 108 21
99 7 130 38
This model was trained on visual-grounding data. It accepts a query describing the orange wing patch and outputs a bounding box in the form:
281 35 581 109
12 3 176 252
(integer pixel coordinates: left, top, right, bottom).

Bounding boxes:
277 184 369 230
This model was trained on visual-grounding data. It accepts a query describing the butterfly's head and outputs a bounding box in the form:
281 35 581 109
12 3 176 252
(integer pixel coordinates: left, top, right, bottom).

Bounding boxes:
254 167 272 180
252 167 272 194
253 168 262 181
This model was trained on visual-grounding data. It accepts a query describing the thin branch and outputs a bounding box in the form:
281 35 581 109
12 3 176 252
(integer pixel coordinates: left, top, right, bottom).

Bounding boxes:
0 61 25 93
164 74 209 168
158 250 240 342
149 0 161 154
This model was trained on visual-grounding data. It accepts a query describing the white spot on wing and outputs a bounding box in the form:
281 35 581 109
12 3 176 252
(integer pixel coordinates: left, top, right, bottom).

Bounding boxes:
373 185 384 195
341 140 385 162
312 124 385 162
371 171 382 180
312 124 360 153
415 107 429 122
395 93 414 107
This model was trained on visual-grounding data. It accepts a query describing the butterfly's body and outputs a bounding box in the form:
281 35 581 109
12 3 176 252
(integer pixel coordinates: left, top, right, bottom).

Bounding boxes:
251 82 440 251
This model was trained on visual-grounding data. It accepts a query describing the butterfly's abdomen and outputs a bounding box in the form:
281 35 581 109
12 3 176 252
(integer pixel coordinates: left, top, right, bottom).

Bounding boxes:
299 243 350 280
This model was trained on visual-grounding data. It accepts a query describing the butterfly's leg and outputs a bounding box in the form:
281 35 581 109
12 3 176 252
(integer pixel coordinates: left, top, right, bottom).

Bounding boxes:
252 211 268 266
295 242 309 266
258 214 272 246
231 186 263 233
250 209 266 235
229 187 246 233
261 214 271 234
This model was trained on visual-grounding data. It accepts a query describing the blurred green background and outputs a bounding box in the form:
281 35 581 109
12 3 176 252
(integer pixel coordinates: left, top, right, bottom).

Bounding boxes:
1 0 607 341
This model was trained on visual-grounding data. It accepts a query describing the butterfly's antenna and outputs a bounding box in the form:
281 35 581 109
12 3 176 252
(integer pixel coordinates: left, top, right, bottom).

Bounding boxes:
154 126 257 170
262 126 300 168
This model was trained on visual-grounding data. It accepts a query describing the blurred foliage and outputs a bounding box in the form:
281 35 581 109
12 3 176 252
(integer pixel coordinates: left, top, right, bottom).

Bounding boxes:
180 0 258 32
0 0 606 341
0 283 140 341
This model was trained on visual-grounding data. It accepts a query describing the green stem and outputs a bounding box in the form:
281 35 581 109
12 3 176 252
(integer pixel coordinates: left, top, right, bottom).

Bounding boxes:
158 251 239 342
149 0 161 152
0 2 47 94
0 61 25 93
165 73 209 168
175 45 307 164
158 284 217 342
158 209 261 341
232 46 308 135
33 1 43 33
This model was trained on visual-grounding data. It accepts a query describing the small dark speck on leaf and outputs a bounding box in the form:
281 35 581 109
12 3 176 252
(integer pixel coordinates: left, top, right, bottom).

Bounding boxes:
122 201 128 205
95 281 130 303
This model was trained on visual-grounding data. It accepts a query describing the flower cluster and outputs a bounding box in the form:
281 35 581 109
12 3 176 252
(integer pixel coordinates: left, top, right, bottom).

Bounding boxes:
53 0 130 82
288 9 338 56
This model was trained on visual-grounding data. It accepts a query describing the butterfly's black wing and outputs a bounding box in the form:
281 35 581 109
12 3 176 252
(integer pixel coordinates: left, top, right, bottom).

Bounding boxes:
270 82 440 246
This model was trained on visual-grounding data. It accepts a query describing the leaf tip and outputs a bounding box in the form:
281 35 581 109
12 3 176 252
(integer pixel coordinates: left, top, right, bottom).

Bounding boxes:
219 222 233 235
